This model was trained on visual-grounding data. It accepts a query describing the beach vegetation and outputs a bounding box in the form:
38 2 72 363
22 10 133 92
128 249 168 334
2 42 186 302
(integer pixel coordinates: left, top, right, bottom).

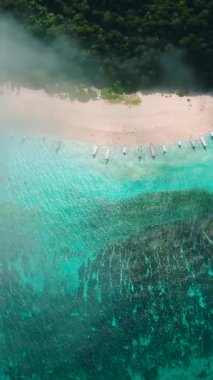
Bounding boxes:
100 87 124 103
176 90 189 97
43 82 98 102
68 85 98 102
124 94 142 106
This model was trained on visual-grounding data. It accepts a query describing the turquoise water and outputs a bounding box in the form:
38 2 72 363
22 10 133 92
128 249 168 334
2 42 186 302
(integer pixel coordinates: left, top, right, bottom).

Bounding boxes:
0 132 212 379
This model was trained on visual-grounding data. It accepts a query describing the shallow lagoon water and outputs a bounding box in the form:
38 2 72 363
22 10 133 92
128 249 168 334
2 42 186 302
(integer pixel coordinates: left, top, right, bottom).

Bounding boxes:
0 132 212 379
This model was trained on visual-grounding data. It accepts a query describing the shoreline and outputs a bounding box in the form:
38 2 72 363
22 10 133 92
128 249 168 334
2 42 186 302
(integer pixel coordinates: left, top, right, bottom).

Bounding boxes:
0 86 213 147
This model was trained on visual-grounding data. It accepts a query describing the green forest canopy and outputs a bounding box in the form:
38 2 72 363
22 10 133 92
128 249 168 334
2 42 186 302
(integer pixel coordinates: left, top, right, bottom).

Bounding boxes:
0 0 212 91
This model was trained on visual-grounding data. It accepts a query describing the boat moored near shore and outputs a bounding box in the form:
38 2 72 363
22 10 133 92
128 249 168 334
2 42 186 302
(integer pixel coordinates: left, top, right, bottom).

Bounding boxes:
21 136 27 144
150 144 156 159
200 136 207 149
138 146 142 160
92 145 98 158
190 139 196 150
123 146 127 155
162 144 167 154
105 149 110 163
56 140 63 154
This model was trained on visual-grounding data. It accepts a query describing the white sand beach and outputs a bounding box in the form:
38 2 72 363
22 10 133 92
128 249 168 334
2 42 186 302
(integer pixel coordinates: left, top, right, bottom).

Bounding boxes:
0 86 212 146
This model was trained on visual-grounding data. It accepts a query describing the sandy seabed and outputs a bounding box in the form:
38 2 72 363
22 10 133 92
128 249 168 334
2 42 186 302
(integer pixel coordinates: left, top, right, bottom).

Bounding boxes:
0 86 213 146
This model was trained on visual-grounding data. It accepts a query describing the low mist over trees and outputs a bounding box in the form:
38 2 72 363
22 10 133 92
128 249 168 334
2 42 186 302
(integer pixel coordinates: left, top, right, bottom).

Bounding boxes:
0 0 212 91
